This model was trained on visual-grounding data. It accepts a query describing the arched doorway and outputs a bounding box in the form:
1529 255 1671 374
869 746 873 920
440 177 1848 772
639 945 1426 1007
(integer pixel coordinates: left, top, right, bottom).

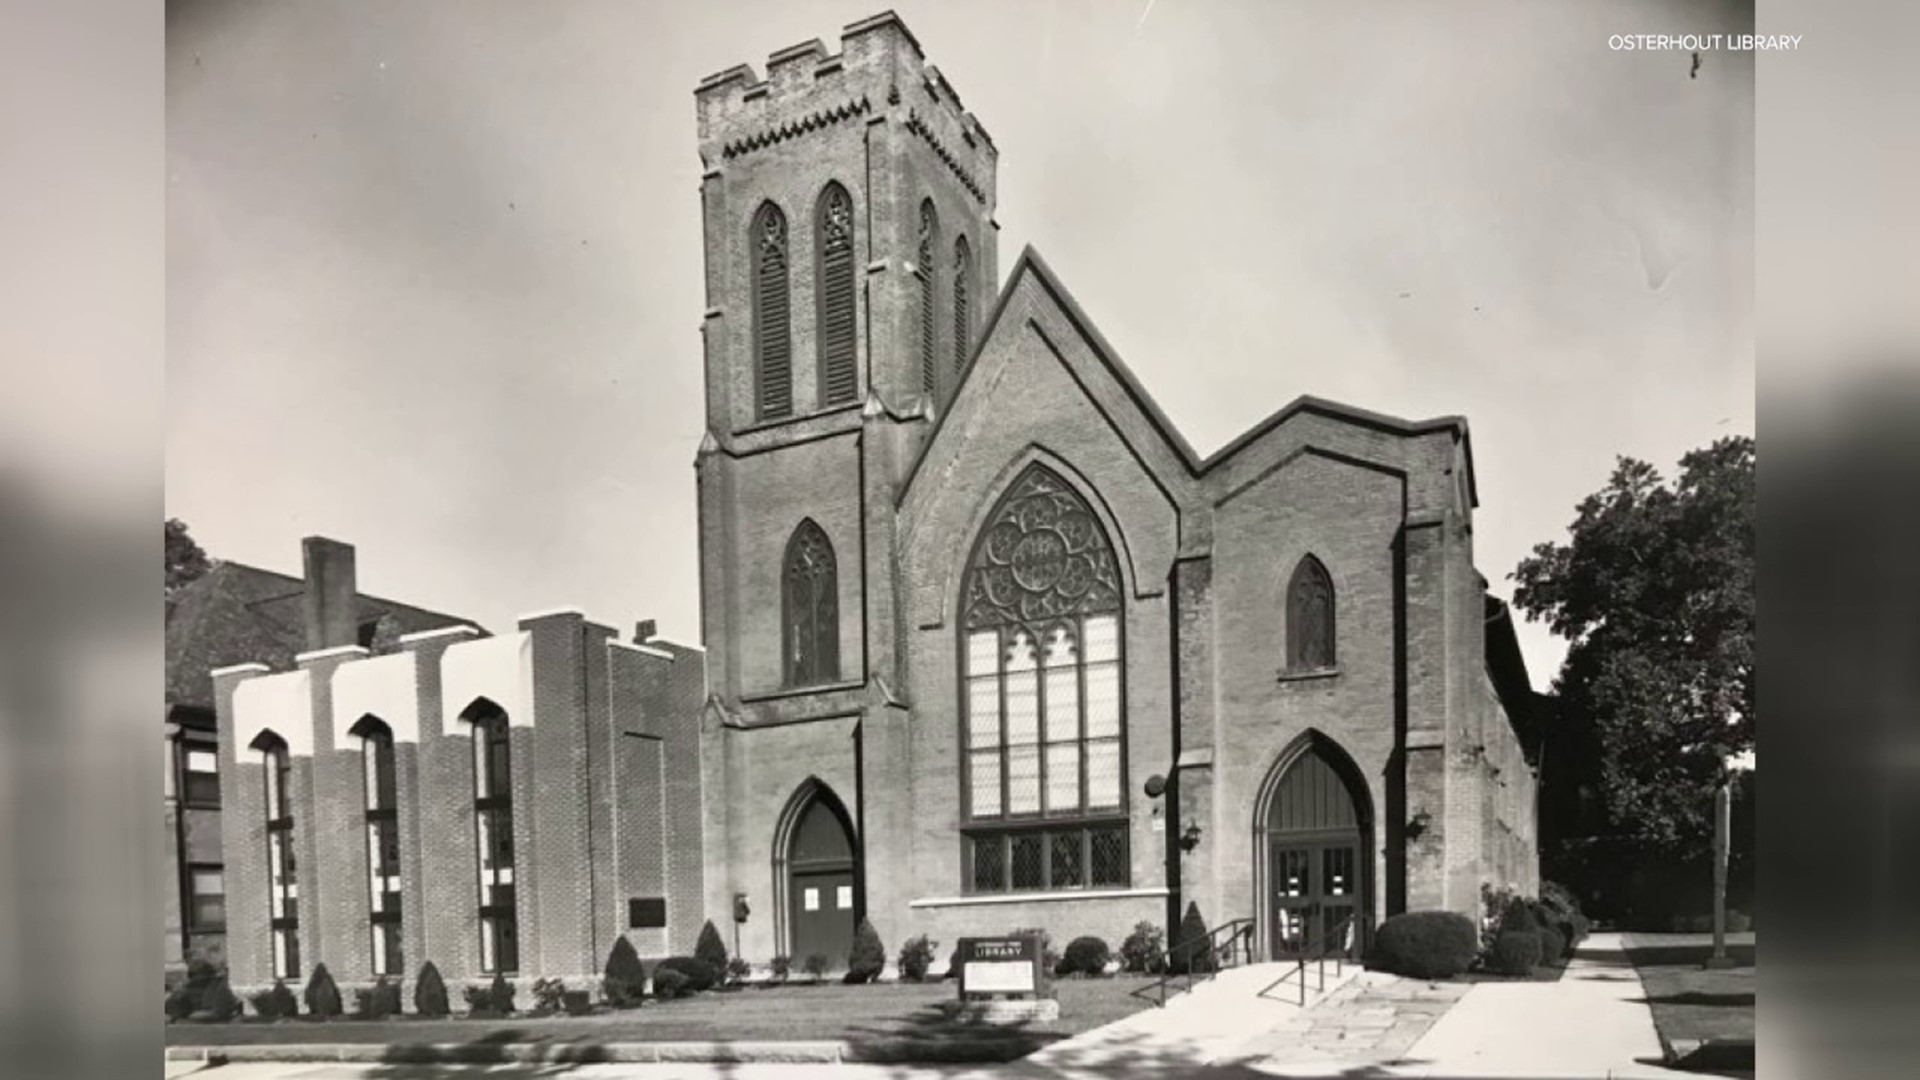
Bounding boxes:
1254 735 1372 961
774 783 858 968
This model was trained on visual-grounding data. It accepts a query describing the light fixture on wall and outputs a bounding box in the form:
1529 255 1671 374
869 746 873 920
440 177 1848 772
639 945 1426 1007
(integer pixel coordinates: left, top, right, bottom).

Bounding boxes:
1407 809 1433 840
1179 823 1203 852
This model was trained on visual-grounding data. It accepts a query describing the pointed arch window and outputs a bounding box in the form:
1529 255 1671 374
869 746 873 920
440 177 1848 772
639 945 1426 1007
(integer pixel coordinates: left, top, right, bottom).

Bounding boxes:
1286 555 1336 671
464 700 518 974
815 182 858 408
351 716 402 976
917 199 939 399
752 202 793 420
959 464 1128 893
782 520 839 688
253 731 300 980
952 235 972 375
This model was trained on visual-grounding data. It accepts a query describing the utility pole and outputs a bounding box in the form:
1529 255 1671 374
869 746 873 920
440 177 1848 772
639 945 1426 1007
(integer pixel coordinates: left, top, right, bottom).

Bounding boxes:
1705 779 1737 969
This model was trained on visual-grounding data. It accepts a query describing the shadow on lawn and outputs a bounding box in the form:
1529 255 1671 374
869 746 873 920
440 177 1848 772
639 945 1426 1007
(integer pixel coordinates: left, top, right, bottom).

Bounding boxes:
840 1000 1066 1063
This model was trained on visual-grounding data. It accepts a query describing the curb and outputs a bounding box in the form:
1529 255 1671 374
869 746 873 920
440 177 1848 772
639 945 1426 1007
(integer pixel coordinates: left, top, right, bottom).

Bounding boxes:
165 1037 1040 1066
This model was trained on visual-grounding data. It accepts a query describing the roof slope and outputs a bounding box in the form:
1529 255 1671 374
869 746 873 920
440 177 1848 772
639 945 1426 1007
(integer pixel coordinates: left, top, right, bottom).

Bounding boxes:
165 562 481 714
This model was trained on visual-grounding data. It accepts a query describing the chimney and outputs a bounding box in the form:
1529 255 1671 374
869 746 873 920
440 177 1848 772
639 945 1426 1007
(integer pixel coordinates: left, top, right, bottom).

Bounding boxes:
634 619 657 644
301 537 358 652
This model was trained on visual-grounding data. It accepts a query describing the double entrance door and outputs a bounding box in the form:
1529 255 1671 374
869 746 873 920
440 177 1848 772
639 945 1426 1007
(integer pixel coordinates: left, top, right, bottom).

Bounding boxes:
1269 836 1361 960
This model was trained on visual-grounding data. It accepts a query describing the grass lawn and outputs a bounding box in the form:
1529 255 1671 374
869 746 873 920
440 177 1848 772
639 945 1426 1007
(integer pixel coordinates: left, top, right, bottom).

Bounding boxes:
1623 932 1756 1051
163 976 1159 1059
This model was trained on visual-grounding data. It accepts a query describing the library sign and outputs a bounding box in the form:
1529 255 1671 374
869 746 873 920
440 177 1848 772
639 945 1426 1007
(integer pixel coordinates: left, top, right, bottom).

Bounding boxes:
956 936 1045 999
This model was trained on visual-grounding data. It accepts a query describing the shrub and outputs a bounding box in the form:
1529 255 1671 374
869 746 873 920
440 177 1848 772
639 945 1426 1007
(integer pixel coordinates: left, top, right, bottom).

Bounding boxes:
1168 902 1214 975
462 984 494 1014
1569 910 1593 946
897 935 938 982
603 937 648 1008
769 954 791 982
251 980 298 1020
196 976 242 1022
652 968 689 1002
1012 927 1061 977
165 986 197 1022
488 972 516 1015
303 963 343 1019
1367 911 1479 979
531 977 567 1016
695 919 730 972
354 977 400 1020
1727 909 1753 933
944 944 962 980
1538 926 1567 966
1479 883 1520 949
414 962 450 1017
1059 936 1112 977
802 953 829 982
847 918 886 983
725 957 752 987
1498 895 1540 934
1541 879 1585 921
655 956 717 993
562 989 593 1016
1120 921 1166 974
1488 930 1543 976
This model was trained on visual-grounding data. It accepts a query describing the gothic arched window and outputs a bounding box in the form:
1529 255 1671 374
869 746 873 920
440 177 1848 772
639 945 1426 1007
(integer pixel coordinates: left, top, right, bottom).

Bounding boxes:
1286 555 1336 671
917 199 938 400
952 235 972 375
464 700 518 974
752 201 793 420
351 716 402 976
782 520 839 687
252 730 300 980
815 183 858 409
959 463 1128 894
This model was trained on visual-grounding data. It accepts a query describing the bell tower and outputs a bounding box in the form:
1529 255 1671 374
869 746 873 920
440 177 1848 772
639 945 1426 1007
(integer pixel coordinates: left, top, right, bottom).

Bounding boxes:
693 11 998 708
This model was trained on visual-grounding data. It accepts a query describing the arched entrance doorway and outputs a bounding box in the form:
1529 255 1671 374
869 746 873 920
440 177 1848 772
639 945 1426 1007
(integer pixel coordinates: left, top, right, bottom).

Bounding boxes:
773 782 858 968
1254 734 1372 961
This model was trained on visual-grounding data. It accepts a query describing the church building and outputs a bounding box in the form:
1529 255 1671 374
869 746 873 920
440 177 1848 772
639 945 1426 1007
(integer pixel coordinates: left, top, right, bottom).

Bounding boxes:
210 11 1538 999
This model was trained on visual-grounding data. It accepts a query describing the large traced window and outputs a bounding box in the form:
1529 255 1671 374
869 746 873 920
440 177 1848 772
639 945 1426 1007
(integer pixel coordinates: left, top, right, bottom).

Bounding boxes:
815 182 857 408
467 702 518 974
917 199 938 398
752 201 793 420
952 235 972 374
782 520 839 687
960 464 1128 893
354 717 403 977
257 733 300 980
1286 555 1336 670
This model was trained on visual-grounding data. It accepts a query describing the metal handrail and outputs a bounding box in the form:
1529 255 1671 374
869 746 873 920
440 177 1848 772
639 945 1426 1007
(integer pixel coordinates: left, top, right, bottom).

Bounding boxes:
1132 917 1256 1007
1261 913 1357 1006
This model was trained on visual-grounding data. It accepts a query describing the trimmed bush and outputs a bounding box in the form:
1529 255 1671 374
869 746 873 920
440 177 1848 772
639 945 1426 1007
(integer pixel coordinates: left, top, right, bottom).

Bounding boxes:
695 919 730 972
1538 926 1567 966
1488 930 1543 976
195 976 242 1022
897 935 938 982
652 968 689 1001
1498 896 1540 934
944 944 962 980
1059 936 1112 977
769 954 792 982
531 977 567 1015
1541 879 1585 920
414 962 450 1017
1120 921 1166 974
303 963 343 1019
1012 927 1061 977
562 989 593 1016
725 957 752 987
354 977 400 1020
165 986 197 1022
1367 911 1479 979
1168 902 1214 975
462 984 493 1014
655 956 717 993
489 972 516 1015
802 953 829 982
251 980 298 1020
847 918 886 983
603 938 648 1008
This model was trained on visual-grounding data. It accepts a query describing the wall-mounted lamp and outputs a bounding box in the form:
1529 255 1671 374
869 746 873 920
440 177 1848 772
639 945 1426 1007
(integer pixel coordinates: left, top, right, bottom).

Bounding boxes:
1407 809 1433 841
1179 823 1203 852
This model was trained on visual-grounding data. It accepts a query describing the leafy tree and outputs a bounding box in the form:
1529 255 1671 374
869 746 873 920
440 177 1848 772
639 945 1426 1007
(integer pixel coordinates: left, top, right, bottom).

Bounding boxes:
165 518 213 596
1513 436 1753 859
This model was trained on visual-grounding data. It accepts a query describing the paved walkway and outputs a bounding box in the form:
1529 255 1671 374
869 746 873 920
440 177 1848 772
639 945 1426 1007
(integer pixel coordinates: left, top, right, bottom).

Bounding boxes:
1222 970 1470 1073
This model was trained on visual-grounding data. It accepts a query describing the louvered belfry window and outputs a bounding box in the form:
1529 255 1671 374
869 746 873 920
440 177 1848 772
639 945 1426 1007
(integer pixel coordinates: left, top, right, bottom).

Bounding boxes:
782 519 839 687
815 183 858 408
752 202 793 420
1286 555 1336 670
959 463 1129 893
917 199 938 400
952 235 972 375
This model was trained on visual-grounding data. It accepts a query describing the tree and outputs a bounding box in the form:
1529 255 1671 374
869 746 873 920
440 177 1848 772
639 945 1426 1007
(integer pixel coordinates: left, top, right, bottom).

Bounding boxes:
1512 436 1753 860
165 518 213 596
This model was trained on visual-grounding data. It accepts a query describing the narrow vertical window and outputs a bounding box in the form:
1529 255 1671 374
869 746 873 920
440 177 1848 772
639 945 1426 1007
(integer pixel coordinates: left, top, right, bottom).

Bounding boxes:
782 519 839 687
187 865 225 933
952 235 972 374
355 717 403 976
1286 555 1336 670
257 734 300 980
752 202 792 420
180 741 220 807
917 199 938 399
467 703 517 974
815 182 858 408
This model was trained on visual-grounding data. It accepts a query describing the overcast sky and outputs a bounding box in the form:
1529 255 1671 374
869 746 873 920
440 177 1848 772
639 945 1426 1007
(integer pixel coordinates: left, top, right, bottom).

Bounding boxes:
166 0 1754 690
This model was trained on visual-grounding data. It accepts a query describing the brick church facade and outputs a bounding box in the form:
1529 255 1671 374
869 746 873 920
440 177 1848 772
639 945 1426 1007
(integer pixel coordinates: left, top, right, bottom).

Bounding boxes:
213 11 1538 998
